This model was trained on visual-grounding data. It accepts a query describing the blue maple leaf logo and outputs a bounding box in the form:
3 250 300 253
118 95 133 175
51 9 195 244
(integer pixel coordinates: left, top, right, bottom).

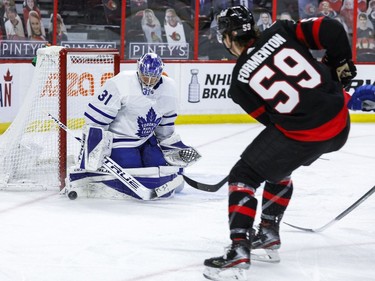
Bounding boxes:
136 108 162 138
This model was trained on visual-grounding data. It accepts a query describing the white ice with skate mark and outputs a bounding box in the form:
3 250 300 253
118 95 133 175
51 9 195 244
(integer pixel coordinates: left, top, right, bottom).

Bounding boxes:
203 266 247 281
1 123 375 281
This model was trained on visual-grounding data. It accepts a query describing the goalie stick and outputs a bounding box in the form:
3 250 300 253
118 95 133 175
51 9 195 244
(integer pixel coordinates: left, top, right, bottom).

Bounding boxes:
284 185 375 233
182 175 229 192
47 113 179 200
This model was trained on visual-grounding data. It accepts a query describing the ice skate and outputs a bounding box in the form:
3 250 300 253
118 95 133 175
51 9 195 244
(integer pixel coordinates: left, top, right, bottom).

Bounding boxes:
251 221 281 263
203 240 250 281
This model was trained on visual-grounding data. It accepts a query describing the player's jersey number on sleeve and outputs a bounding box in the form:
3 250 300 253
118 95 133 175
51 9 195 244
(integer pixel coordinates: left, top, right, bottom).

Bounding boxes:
98 90 113 105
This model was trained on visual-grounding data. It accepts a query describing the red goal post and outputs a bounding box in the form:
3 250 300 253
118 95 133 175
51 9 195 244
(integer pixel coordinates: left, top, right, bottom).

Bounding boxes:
0 47 120 191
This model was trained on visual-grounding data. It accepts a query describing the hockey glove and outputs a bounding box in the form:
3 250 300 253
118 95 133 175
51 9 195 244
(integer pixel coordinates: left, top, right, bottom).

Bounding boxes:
347 85 375 111
322 56 357 88
159 135 201 167
335 59 357 88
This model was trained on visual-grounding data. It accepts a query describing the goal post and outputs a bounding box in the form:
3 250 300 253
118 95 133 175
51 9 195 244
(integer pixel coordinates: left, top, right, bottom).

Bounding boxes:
0 46 120 191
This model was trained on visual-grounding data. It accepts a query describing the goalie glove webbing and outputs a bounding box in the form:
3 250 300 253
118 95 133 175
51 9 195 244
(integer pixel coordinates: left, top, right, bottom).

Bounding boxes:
163 147 201 167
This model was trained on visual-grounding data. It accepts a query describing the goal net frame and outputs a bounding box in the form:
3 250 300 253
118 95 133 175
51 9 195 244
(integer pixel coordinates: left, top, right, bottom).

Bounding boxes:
0 47 120 191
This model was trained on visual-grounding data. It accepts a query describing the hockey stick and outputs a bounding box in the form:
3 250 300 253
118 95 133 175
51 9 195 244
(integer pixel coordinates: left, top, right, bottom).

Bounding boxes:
284 185 375 232
47 113 179 200
183 175 229 192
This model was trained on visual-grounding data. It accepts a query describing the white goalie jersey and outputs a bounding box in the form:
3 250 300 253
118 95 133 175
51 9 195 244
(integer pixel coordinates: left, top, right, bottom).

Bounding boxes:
84 70 178 148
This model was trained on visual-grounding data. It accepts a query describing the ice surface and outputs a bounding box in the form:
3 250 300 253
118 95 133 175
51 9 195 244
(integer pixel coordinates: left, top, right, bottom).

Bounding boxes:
1 123 374 281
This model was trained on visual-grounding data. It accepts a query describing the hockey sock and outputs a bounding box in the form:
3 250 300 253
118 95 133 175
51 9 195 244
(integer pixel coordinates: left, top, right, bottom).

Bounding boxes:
228 182 258 241
261 177 293 224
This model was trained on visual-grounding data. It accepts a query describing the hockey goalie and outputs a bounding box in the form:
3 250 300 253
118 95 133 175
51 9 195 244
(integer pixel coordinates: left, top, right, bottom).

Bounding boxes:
63 53 200 200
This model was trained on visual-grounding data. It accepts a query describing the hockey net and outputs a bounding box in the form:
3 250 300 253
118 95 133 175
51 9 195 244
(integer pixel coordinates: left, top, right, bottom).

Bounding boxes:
0 46 120 191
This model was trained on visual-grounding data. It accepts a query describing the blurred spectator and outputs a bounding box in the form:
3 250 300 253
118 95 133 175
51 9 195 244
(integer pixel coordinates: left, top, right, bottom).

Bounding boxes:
233 0 253 10
277 0 299 21
130 0 147 15
103 0 121 25
367 0 375 29
356 13 375 49
333 14 350 35
257 12 272 31
298 0 318 19
279 11 293 20
358 0 367 13
23 0 41 33
141 8 163 43
325 0 342 13
340 0 353 33
317 1 337 17
27 10 45 41
0 0 18 39
199 0 213 18
5 6 25 39
48 13 67 45
164 8 187 46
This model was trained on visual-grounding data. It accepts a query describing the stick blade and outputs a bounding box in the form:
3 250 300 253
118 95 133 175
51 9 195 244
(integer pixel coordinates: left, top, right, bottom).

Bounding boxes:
283 222 317 233
183 175 228 192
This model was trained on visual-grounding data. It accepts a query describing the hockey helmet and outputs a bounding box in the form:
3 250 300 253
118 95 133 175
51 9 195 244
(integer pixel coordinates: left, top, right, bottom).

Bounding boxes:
137 52 164 95
216 5 255 44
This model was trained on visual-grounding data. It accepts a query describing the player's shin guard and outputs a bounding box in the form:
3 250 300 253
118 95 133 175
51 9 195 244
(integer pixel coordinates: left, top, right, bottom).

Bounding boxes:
251 177 293 261
228 183 257 241
261 177 293 222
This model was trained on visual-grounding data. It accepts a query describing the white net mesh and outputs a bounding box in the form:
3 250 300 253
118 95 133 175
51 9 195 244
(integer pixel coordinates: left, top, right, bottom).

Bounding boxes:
0 46 118 191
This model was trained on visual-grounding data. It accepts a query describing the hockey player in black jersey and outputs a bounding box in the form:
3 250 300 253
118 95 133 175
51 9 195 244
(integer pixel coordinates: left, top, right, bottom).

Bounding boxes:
203 6 357 281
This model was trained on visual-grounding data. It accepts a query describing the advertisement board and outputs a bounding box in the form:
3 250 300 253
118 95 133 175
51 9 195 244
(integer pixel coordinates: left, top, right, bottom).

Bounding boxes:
1 62 374 133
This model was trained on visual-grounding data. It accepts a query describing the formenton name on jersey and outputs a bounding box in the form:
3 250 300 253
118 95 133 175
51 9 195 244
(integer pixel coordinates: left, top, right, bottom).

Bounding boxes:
237 33 287 83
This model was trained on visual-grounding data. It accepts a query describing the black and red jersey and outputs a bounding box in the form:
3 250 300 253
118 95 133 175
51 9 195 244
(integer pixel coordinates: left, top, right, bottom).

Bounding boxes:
230 16 351 142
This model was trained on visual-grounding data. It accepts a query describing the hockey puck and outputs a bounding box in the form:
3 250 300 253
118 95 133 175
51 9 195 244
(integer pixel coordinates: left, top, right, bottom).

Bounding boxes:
68 191 78 200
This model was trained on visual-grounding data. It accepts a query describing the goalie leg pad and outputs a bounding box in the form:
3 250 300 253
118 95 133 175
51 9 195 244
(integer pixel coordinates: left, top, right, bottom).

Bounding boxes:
66 167 182 200
103 172 180 199
79 126 113 171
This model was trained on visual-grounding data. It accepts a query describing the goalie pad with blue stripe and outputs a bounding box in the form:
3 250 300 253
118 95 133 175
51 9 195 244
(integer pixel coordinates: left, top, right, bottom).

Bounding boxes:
65 166 184 200
78 126 113 171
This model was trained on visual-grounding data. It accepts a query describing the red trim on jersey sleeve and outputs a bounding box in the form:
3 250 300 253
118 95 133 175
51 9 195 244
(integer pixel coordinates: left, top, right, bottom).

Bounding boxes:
275 104 348 141
312 17 324 49
296 22 309 48
249 105 266 119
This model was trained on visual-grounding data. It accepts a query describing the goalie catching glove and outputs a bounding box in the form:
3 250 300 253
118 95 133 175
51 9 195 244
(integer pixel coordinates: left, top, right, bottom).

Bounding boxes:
159 133 201 167
78 125 113 171
347 84 375 112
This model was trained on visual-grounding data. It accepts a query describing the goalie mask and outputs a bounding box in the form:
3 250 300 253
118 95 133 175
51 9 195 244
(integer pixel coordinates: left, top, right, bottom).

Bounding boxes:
137 53 164 96
216 5 256 45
